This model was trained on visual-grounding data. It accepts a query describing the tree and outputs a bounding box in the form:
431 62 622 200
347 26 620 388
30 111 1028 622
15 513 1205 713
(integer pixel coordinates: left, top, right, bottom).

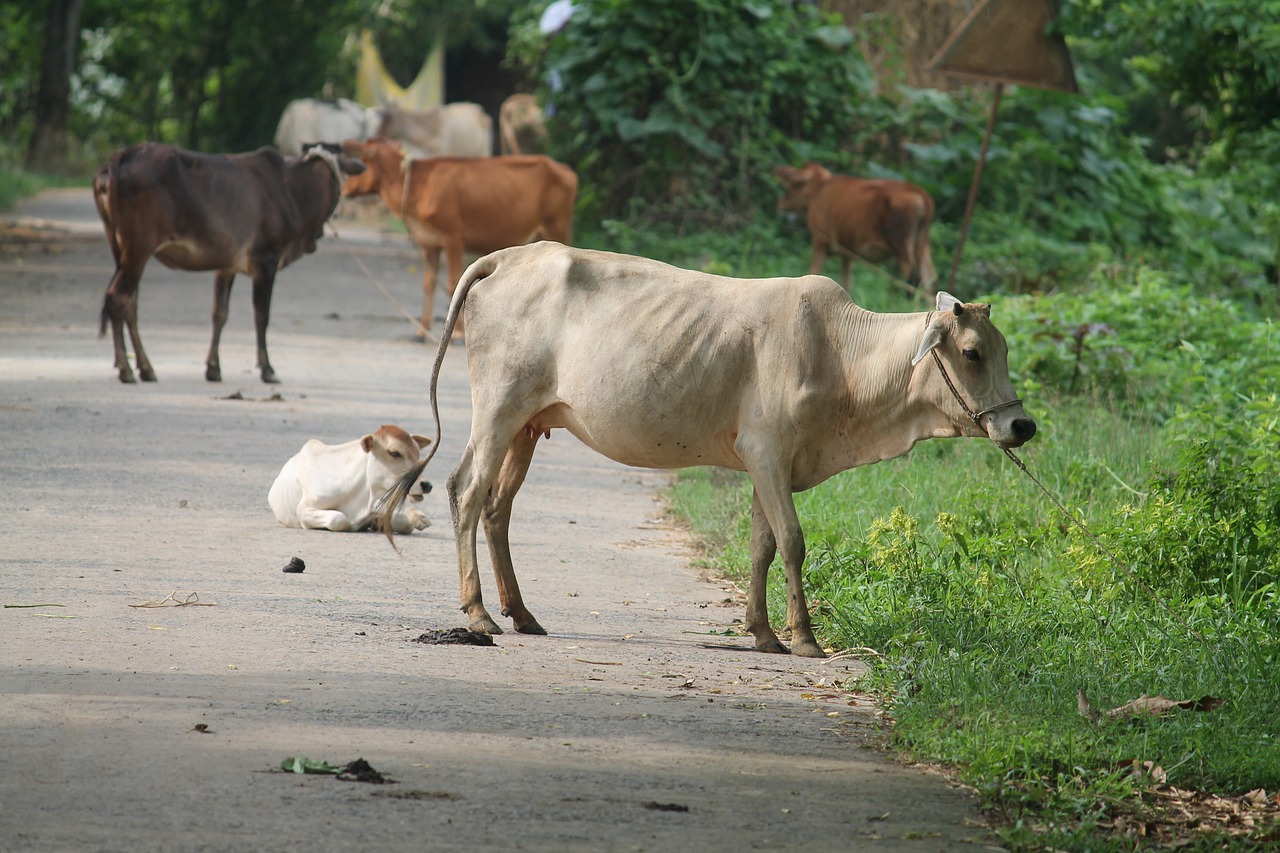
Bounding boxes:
25 0 83 172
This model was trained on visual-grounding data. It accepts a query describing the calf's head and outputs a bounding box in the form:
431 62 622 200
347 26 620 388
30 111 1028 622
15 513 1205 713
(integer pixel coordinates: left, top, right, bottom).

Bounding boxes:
362 425 433 499
774 162 831 213
341 137 401 198
911 293 1036 449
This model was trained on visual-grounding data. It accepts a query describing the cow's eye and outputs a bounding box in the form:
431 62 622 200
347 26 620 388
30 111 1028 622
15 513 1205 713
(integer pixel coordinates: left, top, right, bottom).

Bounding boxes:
389 450 402 459
962 348 980 362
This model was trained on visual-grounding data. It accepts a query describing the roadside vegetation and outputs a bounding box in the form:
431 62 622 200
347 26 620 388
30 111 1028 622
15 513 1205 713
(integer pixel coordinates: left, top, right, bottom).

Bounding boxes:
6 0 1279 846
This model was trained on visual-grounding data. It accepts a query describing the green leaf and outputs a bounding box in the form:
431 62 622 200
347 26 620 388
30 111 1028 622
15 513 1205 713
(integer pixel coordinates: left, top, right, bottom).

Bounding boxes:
281 757 342 775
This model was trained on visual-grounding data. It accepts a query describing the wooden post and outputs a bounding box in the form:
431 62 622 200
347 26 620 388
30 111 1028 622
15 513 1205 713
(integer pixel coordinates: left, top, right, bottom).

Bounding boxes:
945 82 1004 293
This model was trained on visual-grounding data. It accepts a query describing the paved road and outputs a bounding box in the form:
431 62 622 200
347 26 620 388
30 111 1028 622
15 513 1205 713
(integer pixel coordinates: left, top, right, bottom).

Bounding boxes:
0 191 995 852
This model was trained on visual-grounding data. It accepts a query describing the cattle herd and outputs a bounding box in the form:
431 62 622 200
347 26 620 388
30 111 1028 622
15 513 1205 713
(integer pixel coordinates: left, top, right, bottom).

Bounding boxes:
89 92 1033 658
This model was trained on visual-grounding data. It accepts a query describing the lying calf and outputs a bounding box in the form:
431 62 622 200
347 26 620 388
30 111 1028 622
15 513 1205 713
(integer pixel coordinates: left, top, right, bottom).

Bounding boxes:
269 425 432 533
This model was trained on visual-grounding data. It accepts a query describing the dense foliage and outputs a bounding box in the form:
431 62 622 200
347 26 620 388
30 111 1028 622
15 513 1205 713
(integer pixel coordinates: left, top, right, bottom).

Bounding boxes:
0 0 519 165
509 0 876 220
6 2 1280 844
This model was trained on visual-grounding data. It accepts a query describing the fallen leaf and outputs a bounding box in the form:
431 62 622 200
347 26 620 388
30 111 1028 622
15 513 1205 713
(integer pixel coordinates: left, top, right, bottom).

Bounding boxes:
281 757 342 775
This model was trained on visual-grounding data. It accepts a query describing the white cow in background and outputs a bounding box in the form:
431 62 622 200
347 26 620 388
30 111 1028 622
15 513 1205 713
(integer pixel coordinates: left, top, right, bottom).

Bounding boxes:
274 98 383 157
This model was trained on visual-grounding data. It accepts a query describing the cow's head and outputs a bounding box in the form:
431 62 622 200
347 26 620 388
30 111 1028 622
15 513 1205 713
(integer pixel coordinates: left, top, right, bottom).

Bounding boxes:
301 141 365 182
911 292 1036 449
362 424 434 500
341 137 402 197
774 162 831 212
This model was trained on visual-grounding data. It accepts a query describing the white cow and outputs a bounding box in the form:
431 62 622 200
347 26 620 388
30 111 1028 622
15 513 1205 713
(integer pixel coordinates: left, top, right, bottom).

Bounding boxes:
380 242 1036 657
375 101 493 159
270 425 432 533
274 98 382 157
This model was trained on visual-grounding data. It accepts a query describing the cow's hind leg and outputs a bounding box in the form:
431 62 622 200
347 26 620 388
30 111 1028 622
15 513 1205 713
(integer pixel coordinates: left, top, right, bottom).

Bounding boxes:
251 269 279 384
446 429 519 635
101 260 154 383
205 272 234 382
746 488 789 654
482 430 544 635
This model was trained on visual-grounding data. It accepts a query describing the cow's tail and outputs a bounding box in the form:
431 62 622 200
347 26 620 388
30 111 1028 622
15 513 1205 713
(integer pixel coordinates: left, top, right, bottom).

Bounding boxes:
93 164 117 339
915 191 937 295
376 250 505 546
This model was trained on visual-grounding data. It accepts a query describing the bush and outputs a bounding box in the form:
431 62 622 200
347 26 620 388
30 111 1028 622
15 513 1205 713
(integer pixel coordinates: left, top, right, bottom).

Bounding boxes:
511 0 877 222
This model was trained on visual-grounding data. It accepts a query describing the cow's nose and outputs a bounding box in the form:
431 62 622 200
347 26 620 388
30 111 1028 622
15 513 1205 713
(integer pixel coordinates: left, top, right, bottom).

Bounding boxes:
1012 419 1036 443
420 480 433 494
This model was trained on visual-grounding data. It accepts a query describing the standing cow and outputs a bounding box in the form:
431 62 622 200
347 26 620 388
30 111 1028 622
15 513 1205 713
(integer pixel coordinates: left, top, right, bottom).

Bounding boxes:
94 142 365 384
776 162 937 298
381 242 1035 658
341 137 577 339
273 98 383 157
498 94 547 156
375 101 493 159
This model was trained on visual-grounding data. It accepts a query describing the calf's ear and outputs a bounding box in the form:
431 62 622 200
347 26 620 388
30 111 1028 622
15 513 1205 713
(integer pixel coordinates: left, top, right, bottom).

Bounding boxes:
411 434 432 449
912 318 946 366
361 435 375 453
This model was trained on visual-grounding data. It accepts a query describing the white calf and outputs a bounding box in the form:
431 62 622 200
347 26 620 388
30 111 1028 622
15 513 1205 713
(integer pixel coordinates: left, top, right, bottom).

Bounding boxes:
269 425 432 533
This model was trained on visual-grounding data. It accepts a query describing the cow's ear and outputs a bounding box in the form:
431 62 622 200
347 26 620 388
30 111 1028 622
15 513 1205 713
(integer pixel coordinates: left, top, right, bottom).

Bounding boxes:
935 291 964 316
912 318 946 365
411 434 432 449
361 435 375 453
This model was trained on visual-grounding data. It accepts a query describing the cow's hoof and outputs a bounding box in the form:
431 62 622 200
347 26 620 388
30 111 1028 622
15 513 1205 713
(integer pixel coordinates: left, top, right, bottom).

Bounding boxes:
790 639 827 659
138 366 157 382
205 366 222 382
755 638 791 655
469 616 503 635
261 369 280 384
514 618 546 636
118 371 137 384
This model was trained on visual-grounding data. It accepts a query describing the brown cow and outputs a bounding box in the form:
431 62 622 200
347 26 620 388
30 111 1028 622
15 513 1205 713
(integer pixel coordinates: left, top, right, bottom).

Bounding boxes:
341 138 578 339
498 94 547 156
94 142 365 384
775 162 937 298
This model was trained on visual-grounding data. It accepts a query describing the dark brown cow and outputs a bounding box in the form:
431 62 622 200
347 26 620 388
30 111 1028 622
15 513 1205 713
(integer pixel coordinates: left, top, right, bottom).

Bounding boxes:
775 162 937 298
94 142 364 384
342 137 577 339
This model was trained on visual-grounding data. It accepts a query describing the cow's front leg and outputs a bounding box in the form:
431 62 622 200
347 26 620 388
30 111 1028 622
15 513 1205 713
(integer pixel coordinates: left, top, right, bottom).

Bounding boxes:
205 271 234 382
444 241 467 340
251 269 279 383
746 488 789 654
483 431 545 635
749 473 825 658
299 508 352 531
419 247 442 339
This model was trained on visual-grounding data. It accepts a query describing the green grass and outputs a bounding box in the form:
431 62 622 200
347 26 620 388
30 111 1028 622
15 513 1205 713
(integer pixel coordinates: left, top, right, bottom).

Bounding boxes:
0 167 90 212
641 224 1280 848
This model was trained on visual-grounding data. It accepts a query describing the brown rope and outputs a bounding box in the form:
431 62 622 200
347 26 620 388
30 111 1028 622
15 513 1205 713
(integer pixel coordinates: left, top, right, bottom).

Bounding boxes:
927 347 1201 641
325 220 435 340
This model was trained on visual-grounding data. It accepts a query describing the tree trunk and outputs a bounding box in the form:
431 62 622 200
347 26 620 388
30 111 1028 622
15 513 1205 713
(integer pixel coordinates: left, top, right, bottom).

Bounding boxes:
25 0 85 173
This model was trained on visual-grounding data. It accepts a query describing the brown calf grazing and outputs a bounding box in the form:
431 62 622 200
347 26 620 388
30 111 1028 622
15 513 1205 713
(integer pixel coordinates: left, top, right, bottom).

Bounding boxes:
94 142 364 384
341 138 577 339
381 242 1035 658
775 162 937 298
